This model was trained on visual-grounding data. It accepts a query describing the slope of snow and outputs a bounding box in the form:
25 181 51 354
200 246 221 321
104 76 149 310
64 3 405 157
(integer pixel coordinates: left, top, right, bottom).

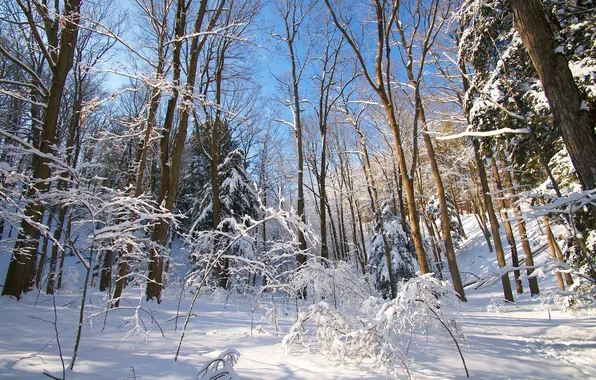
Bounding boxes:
0 215 594 379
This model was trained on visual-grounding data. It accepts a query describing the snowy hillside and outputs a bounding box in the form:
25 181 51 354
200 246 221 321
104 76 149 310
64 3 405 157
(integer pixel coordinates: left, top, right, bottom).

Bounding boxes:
1 215 594 379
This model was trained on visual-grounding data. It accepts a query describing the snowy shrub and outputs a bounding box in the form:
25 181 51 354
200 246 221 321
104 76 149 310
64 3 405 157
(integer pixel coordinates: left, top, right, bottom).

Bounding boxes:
197 348 241 380
558 272 596 315
259 302 281 336
174 195 318 361
282 274 467 378
57 267 80 295
529 190 596 312
289 258 373 311
211 287 230 304
183 186 317 297
536 286 596 317
485 298 509 313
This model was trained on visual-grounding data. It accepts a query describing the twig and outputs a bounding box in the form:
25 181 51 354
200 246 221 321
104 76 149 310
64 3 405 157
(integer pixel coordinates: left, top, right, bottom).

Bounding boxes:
421 301 469 378
88 306 166 337
42 372 62 379
70 246 94 370
174 279 186 332
51 291 66 379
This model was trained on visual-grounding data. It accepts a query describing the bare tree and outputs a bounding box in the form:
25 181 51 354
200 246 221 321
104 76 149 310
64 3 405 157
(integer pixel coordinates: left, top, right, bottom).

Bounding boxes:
395 0 465 300
112 0 173 306
273 0 314 280
2 0 83 299
146 0 226 301
325 0 431 275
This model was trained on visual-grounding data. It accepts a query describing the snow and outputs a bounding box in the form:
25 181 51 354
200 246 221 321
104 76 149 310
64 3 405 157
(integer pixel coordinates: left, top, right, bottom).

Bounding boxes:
1 216 595 379
569 58 596 100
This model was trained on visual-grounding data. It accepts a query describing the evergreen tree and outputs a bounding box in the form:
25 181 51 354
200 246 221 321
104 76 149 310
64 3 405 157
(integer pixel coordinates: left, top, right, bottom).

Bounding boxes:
509 0 596 190
192 148 259 288
426 194 466 249
459 0 557 185
368 202 416 298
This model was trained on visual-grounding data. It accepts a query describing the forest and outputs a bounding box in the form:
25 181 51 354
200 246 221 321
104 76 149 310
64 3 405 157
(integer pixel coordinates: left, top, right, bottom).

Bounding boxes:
0 0 595 378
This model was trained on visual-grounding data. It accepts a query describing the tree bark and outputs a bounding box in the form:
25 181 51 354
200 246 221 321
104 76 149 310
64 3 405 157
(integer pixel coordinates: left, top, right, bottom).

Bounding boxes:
112 5 169 307
56 214 72 290
395 0 465 299
287 22 308 267
99 249 114 292
419 106 466 301
357 128 397 298
36 206 56 288
145 0 190 302
542 216 573 286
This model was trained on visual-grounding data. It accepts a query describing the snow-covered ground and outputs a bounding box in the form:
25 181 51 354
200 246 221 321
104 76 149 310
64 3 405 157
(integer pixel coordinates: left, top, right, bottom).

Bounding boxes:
1 216 595 379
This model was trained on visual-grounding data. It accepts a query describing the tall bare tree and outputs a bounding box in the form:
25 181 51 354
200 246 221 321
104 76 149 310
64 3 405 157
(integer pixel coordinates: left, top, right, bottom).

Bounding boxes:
274 0 314 273
325 0 431 275
146 0 225 301
2 0 83 299
395 0 465 300
112 0 173 307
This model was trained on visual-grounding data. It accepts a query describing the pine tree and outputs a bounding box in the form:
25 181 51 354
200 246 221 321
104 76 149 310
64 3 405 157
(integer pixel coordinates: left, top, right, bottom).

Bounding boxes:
426 194 465 249
368 202 416 299
193 148 259 289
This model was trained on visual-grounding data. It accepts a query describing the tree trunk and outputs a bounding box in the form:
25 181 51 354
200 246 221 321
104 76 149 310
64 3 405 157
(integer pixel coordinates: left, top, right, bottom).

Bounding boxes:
542 216 573 286
146 0 222 301
56 214 72 290
343 158 365 272
449 183 467 239
333 186 345 260
393 157 407 228
145 0 189 303
2 0 82 299
419 106 466 301
46 205 68 294
99 249 114 292
426 219 444 280
211 118 223 286
510 0 596 190
499 160 540 296
490 155 523 294
473 139 514 302
355 199 368 271
319 132 329 260
287 33 308 268
543 217 565 290
36 206 56 288
472 195 493 253
112 36 166 307
325 191 341 261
